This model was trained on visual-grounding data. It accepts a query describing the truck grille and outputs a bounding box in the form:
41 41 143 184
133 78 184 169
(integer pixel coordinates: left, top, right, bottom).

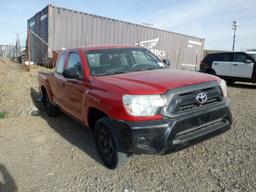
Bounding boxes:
167 86 223 114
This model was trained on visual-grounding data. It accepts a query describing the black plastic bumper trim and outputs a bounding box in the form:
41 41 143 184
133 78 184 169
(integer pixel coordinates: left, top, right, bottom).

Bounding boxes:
112 100 232 155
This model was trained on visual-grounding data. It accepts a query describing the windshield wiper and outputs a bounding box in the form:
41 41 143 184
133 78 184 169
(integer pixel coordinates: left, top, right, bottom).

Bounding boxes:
108 71 128 75
94 71 128 76
132 67 162 72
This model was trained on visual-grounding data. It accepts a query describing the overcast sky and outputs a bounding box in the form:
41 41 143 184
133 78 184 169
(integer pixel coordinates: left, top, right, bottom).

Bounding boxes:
0 0 255 51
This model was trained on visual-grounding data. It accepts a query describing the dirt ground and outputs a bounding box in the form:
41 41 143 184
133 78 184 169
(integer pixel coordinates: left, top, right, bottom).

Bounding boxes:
0 59 255 192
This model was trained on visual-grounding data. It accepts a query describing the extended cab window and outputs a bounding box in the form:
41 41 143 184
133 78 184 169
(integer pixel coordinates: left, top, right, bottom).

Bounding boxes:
56 52 66 74
67 52 83 79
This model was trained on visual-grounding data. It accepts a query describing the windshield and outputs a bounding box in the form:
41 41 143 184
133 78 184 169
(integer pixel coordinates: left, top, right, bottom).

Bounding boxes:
86 48 166 76
248 54 256 61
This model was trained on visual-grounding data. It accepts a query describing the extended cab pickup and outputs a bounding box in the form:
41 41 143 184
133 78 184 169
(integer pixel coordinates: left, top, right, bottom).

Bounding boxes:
38 45 232 169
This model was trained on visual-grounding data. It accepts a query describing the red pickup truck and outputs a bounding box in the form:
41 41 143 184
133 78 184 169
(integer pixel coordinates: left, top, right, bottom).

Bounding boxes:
38 45 232 169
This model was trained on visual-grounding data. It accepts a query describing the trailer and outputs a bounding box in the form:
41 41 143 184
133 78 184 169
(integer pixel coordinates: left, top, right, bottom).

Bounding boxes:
27 4 204 70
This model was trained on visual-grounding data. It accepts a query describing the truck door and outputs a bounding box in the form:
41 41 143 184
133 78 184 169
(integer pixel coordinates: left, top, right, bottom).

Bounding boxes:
52 52 67 106
232 53 254 79
212 53 233 77
63 52 85 122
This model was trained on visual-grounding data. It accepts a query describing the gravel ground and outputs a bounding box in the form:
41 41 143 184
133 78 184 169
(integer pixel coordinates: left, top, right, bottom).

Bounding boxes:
0 60 255 192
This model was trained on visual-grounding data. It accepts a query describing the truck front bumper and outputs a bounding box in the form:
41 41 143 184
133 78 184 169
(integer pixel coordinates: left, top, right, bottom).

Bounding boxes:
112 101 232 155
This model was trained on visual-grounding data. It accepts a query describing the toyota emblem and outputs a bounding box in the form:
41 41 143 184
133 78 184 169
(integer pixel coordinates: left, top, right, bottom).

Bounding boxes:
196 92 208 104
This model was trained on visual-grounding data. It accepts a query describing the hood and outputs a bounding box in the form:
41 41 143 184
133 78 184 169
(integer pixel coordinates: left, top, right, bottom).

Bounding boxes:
96 69 220 95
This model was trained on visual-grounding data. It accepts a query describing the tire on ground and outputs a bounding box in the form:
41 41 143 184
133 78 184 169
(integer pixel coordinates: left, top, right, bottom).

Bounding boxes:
94 117 129 169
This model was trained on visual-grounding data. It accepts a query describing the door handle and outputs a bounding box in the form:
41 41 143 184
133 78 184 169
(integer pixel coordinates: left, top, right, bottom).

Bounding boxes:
233 64 238 66
214 63 218 65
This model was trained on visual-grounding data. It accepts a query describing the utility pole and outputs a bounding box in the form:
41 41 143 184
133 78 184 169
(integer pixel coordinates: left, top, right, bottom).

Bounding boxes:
232 21 238 51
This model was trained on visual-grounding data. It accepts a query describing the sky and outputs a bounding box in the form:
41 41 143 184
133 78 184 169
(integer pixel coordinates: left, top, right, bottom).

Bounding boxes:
0 0 255 51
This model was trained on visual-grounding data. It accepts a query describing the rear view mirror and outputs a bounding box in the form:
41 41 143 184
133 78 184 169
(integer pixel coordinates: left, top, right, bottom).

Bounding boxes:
163 59 171 67
63 67 79 79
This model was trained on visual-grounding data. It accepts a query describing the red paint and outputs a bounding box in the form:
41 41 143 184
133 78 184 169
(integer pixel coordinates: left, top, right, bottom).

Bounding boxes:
38 46 222 127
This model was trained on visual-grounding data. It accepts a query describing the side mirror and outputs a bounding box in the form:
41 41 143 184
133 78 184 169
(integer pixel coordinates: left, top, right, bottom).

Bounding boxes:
163 59 171 67
63 67 79 79
245 59 253 63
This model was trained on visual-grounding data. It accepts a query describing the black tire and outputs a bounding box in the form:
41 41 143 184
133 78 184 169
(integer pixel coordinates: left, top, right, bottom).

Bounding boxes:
94 117 128 169
43 92 60 117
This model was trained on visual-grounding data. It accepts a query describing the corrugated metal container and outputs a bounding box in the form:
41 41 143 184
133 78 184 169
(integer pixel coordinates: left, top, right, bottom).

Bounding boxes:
28 4 204 70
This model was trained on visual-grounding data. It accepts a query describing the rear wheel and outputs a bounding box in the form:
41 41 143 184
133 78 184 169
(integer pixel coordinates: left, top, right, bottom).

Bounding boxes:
43 92 60 117
94 117 128 169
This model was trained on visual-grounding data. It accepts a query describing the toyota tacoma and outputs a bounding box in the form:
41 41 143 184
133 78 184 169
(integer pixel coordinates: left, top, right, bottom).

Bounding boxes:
38 45 232 169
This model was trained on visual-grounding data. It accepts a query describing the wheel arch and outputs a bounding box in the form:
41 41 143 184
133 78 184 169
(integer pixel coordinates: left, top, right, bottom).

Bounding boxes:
87 107 108 130
40 85 54 104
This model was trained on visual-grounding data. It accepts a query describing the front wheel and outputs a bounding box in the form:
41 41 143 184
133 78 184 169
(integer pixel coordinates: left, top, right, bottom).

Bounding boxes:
94 117 129 169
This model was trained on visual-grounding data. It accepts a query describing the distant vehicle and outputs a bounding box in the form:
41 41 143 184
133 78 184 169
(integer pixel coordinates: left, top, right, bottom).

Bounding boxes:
200 51 256 84
38 45 232 169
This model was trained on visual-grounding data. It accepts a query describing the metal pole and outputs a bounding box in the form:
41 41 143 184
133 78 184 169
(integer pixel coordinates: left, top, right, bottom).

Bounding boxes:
28 28 59 62
232 28 236 51
29 29 48 46
232 21 238 51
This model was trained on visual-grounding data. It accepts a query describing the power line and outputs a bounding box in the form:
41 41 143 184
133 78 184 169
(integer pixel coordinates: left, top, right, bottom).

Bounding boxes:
166 4 256 23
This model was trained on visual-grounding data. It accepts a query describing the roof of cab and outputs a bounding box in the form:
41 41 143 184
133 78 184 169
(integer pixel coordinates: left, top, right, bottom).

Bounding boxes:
82 45 139 51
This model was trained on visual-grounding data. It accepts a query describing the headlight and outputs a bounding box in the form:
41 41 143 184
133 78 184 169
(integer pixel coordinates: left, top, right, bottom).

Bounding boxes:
219 79 227 97
122 95 165 116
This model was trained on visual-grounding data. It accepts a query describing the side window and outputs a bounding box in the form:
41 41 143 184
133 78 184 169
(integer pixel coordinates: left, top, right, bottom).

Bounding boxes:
203 55 213 64
213 54 232 62
215 54 225 61
67 52 83 79
222 54 232 62
234 54 246 62
56 52 66 74
212 54 222 62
